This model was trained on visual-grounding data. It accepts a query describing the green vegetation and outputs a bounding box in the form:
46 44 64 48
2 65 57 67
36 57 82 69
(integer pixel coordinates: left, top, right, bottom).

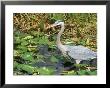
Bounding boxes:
13 13 97 75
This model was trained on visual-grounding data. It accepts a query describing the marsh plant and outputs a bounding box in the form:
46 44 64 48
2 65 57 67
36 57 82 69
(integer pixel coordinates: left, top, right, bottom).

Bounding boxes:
13 13 97 75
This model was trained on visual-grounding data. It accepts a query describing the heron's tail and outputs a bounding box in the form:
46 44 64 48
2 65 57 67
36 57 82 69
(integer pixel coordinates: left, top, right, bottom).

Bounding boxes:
93 51 97 57
91 51 97 59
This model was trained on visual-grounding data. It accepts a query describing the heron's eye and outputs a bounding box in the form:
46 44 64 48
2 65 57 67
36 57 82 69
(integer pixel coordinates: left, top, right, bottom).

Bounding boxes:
56 22 59 24
55 25 61 29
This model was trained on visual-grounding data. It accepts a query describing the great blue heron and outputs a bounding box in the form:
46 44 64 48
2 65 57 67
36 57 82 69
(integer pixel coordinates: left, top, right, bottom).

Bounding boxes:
52 20 97 64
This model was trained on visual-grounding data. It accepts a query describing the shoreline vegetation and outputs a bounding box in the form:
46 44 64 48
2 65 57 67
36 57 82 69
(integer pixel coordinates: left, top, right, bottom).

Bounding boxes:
13 13 97 75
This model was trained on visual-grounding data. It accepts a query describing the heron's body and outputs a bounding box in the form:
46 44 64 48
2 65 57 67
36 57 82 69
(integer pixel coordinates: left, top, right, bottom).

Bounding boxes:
65 45 96 60
53 20 97 64
62 44 96 59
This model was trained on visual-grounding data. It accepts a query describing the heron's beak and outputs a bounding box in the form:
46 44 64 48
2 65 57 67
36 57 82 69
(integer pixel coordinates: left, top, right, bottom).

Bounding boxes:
51 24 56 27
46 24 58 29
48 24 56 28
45 24 55 30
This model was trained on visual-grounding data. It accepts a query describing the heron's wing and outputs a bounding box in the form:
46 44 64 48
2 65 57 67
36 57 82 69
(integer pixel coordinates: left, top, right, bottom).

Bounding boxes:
65 45 97 60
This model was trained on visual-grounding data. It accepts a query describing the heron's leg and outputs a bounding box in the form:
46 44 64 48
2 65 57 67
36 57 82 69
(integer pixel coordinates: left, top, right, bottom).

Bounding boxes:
75 60 81 64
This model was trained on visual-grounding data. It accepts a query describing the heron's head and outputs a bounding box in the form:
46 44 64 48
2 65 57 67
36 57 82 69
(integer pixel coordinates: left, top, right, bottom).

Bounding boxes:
52 20 64 27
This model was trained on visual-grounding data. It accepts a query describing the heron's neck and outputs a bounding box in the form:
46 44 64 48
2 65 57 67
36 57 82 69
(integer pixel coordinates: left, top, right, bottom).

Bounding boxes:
56 25 64 46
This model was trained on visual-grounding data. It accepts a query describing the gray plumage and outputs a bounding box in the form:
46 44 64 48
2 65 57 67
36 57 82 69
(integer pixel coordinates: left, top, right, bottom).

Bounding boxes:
65 45 97 63
52 20 97 64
